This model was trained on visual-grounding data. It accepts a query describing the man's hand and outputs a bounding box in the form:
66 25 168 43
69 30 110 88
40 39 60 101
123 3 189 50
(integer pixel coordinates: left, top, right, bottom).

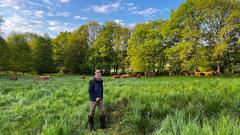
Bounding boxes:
96 97 101 101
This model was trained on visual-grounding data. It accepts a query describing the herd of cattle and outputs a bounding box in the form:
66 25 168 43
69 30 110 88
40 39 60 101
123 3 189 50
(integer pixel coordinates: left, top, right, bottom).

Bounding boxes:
111 71 220 79
8 75 51 81
8 71 220 81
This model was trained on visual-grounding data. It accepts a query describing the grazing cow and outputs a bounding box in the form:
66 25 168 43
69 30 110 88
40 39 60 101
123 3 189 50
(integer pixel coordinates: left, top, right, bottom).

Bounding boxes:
194 72 201 76
112 75 121 79
81 75 86 80
181 71 191 76
110 72 116 76
168 71 176 76
145 72 156 77
137 74 142 78
33 76 50 80
195 71 217 76
200 72 205 76
203 72 213 76
158 71 169 76
122 74 129 78
129 73 137 77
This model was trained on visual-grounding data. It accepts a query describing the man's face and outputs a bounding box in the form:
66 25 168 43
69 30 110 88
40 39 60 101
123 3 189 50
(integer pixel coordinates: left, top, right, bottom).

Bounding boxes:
95 72 102 79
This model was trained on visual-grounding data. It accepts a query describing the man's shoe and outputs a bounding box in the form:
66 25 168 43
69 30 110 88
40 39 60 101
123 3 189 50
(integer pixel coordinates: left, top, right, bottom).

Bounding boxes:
88 115 94 130
100 115 106 129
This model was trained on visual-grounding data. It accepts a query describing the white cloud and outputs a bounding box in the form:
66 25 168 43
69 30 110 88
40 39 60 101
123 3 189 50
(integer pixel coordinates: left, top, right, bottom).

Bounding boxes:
113 19 125 26
132 8 159 16
47 20 74 32
63 22 69 25
48 20 60 26
59 0 70 3
83 1 139 14
0 0 74 37
2 15 45 36
48 21 62 31
0 0 25 10
48 11 71 17
127 23 136 29
74 16 87 20
35 10 45 18
127 6 137 11
42 0 70 6
126 3 134 6
124 2 137 11
42 0 54 6
90 1 122 14
27 1 49 8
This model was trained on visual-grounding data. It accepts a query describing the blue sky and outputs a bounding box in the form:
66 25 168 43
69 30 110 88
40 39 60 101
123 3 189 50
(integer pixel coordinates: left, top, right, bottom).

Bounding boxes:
0 0 185 37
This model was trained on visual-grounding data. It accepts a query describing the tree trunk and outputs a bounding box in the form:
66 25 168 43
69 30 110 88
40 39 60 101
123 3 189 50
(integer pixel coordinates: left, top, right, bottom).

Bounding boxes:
217 63 221 74
116 66 118 74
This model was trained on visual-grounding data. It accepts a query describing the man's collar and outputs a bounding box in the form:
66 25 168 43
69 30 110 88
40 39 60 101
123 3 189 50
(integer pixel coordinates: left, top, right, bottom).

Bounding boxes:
94 77 102 82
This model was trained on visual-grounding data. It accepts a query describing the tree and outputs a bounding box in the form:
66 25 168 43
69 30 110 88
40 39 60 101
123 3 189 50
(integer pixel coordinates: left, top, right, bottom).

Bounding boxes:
145 21 166 72
7 33 32 73
128 23 149 72
31 35 55 74
85 22 102 73
194 0 240 73
91 22 120 74
165 0 240 73
128 21 166 73
63 25 88 74
86 21 101 47
218 8 240 73
52 31 71 72
0 37 9 71
112 26 130 74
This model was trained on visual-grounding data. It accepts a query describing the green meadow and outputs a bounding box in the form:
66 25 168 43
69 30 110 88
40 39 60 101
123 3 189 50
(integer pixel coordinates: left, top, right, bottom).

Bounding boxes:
0 75 240 135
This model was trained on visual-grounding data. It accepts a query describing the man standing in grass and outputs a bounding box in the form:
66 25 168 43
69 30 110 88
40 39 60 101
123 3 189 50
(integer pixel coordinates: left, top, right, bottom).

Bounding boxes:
88 70 106 130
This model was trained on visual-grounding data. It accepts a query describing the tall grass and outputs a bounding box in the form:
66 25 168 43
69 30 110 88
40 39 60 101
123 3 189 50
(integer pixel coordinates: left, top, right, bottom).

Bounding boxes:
0 75 240 134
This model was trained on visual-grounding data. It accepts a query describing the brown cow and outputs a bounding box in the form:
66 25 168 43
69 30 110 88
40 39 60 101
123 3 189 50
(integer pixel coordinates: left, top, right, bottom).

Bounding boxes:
168 71 176 76
81 75 86 79
195 71 217 76
129 73 138 77
137 74 142 78
33 76 51 80
194 72 201 76
203 72 213 76
122 74 129 78
181 71 191 76
145 72 156 77
112 75 121 79
200 72 205 76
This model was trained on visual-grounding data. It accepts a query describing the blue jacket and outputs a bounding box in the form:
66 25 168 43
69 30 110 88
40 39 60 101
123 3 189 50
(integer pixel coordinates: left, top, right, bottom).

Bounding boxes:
88 77 103 101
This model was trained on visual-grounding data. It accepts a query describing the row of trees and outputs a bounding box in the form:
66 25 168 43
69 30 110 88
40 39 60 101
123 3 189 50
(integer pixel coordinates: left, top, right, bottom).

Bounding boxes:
0 0 240 75
0 33 54 74
128 0 240 74
0 21 129 74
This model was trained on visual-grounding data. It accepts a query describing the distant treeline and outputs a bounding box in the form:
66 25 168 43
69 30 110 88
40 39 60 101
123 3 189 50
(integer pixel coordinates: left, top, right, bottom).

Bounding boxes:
0 0 240 75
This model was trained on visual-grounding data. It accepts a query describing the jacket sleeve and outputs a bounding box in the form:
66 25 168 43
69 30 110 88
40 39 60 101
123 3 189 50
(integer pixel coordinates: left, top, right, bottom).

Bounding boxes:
88 80 95 99
100 82 103 99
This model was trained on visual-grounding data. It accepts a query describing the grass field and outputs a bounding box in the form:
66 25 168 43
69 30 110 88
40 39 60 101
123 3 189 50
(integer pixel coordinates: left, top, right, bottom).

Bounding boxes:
0 75 240 135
